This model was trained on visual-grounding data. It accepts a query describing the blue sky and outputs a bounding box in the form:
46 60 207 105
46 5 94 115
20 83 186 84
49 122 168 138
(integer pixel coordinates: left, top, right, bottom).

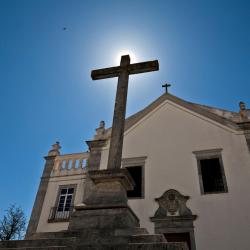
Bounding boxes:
0 0 249 219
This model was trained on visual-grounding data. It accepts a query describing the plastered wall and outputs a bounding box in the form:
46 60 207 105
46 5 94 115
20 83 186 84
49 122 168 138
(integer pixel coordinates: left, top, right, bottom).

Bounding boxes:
99 100 250 250
36 174 86 232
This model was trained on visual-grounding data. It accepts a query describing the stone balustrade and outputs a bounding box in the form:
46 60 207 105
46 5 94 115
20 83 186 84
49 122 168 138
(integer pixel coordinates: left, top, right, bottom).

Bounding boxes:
51 152 89 177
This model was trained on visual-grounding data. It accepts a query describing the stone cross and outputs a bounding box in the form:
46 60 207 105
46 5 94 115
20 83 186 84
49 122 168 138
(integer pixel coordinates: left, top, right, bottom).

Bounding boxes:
162 83 171 93
91 55 159 169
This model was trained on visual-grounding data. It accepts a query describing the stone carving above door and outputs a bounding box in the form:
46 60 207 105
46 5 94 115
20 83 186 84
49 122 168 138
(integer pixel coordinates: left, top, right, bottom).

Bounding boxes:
153 189 194 218
151 189 197 250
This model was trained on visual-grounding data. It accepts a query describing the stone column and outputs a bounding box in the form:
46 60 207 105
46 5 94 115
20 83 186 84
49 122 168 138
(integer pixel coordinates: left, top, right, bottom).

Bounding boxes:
25 142 61 239
86 139 107 170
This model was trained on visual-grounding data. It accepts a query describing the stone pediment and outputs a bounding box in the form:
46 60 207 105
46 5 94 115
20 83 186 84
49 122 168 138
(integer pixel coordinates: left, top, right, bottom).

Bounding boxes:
153 189 195 218
151 189 197 250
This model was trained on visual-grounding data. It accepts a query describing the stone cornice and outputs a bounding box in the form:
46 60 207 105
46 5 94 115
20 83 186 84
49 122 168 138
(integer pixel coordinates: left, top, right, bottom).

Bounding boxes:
86 139 107 149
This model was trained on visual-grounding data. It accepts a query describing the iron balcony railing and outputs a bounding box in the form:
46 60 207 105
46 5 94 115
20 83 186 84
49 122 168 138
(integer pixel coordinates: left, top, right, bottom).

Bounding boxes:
48 206 74 222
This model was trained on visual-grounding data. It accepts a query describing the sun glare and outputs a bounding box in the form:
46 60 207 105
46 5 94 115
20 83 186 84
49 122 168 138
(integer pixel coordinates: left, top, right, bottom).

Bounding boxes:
116 50 137 65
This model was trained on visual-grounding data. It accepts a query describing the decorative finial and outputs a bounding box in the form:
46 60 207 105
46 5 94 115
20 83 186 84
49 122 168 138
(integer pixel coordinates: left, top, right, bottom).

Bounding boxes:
239 101 246 111
162 83 171 94
239 101 250 120
94 120 106 139
48 141 61 156
99 120 105 129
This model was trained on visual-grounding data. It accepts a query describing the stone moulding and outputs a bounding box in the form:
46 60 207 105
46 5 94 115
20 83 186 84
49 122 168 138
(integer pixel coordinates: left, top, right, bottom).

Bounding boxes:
151 215 197 223
88 168 135 191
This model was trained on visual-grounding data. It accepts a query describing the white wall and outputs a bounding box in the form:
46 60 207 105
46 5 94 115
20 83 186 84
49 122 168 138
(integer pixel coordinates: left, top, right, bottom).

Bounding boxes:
100 100 250 250
36 174 86 232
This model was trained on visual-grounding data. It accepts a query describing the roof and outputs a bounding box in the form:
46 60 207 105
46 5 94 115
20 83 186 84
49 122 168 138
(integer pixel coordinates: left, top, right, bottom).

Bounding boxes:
124 93 248 130
94 93 250 140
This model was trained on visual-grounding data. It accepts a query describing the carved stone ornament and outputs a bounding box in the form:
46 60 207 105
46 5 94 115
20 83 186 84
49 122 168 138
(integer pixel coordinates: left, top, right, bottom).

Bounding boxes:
154 189 193 217
48 142 61 156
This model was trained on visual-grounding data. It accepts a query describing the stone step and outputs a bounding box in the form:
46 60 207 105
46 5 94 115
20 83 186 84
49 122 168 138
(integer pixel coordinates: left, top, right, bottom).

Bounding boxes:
26 231 80 240
0 242 188 250
129 234 167 243
0 248 67 250
28 227 149 241
128 242 188 249
115 227 149 236
0 238 76 249
28 227 149 240
73 242 188 250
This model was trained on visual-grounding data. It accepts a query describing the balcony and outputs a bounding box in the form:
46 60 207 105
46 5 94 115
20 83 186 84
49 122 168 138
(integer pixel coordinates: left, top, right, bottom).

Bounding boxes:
51 152 89 177
48 206 74 222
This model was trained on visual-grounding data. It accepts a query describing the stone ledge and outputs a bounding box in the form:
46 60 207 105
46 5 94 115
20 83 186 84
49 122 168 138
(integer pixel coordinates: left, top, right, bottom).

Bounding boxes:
0 241 188 250
0 238 76 248
88 168 135 191
129 234 166 243
151 215 197 223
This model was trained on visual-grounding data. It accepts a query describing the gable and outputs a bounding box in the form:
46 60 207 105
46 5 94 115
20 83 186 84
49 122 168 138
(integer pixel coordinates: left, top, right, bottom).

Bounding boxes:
124 94 240 133
124 98 241 143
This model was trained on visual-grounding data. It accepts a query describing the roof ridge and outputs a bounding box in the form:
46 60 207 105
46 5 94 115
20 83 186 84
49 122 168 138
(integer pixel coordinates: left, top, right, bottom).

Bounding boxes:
194 103 237 114
104 93 241 137
123 93 240 131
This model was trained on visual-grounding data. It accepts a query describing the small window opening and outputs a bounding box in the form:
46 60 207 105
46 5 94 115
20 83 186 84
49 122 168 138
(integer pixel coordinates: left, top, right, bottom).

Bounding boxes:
200 158 225 193
126 166 143 198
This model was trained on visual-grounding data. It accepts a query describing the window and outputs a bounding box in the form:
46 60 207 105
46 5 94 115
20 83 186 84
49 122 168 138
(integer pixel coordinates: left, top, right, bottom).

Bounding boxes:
122 156 146 199
48 185 76 222
193 149 228 194
126 166 143 198
200 158 225 193
57 187 74 212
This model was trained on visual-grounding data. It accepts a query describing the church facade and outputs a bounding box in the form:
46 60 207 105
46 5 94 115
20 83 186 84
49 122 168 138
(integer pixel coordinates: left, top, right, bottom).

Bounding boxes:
26 93 250 250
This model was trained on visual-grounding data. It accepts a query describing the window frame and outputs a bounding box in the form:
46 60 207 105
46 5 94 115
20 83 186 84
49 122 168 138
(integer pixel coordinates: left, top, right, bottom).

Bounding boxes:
48 184 77 223
193 149 228 195
55 184 77 210
122 156 146 199
56 186 75 212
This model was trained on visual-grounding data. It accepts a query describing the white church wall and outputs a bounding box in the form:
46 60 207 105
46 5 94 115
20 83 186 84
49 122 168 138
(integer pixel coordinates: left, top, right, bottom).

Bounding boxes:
35 152 88 233
36 174 86 232
99 99 250 250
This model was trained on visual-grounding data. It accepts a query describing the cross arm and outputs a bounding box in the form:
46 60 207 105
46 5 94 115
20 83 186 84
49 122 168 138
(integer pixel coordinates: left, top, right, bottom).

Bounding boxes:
128 60 159 75
91 66 121 80
91 59 159 80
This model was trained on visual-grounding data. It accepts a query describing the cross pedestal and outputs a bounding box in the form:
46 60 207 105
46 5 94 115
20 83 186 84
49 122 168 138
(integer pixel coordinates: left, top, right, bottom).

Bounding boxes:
68 168 139 238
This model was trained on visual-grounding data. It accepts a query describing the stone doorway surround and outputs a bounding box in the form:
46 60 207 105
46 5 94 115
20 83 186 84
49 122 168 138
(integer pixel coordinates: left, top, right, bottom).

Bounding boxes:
151 189 197 250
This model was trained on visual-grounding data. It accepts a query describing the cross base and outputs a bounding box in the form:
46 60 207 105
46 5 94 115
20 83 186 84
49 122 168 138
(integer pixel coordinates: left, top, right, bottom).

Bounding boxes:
68 168 140 240
68 206 139 231
80 169 135 207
